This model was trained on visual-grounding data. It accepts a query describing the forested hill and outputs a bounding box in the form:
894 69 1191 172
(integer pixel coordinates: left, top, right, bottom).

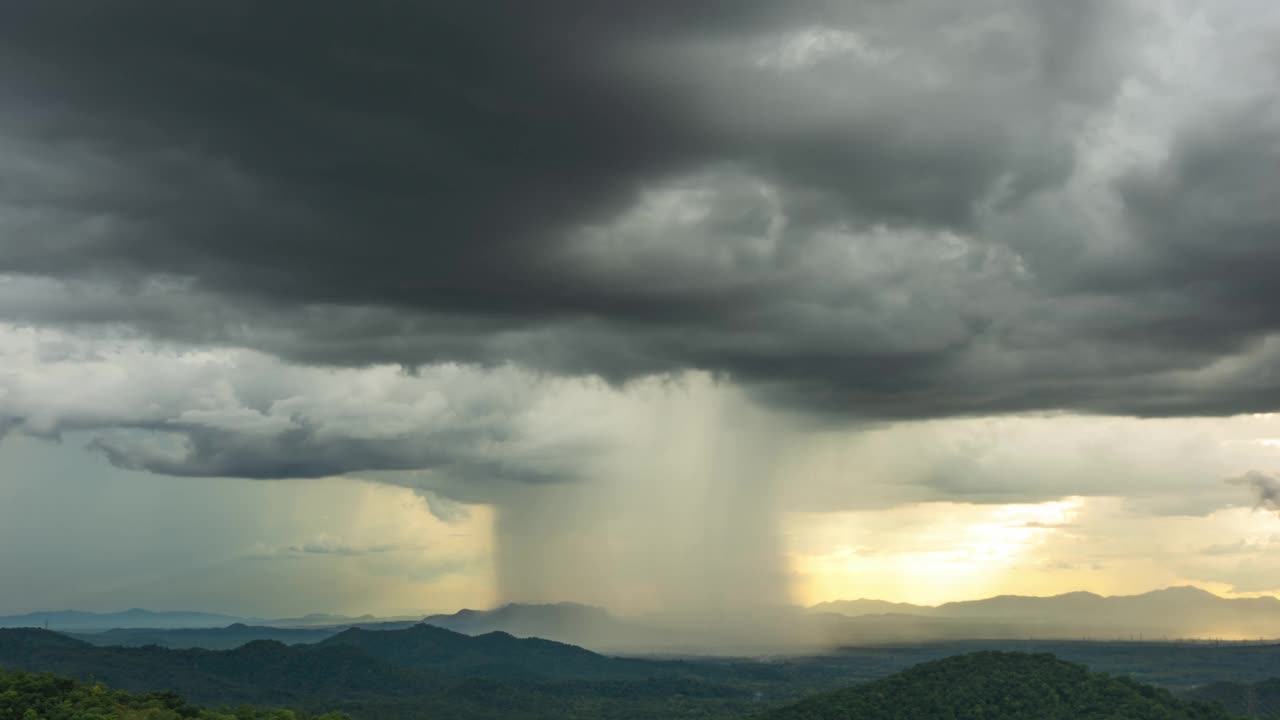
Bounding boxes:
0 627 434 708
0 627 756 720
0 624 677 689
317 623 678 680
0 667 348 720
1186 678 1280 719
760 651 1236 720
69 623 339 650
0 629 1257 720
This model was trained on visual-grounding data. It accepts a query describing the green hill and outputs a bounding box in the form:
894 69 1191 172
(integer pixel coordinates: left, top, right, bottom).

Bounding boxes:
0 628 436 708
69 623 339 650
4 629 1252 720
1186 678 1280 719
0 667 347 719
760 651 1236 720
0 628 755 719
317 623 678 680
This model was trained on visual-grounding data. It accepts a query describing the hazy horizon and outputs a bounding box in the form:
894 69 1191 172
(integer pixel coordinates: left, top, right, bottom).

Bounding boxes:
0 586 1193 614
0 582 1271 621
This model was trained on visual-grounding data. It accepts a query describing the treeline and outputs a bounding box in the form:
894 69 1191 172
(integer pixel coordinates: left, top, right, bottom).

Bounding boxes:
3 626 1268 720
0 668 348 720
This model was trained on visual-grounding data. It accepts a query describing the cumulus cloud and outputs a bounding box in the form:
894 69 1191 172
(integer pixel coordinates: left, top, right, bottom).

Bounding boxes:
776 414 1280 517
0 324 612 487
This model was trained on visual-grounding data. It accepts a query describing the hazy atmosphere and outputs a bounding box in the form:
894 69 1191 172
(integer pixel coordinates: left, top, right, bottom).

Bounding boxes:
3 0 1280 629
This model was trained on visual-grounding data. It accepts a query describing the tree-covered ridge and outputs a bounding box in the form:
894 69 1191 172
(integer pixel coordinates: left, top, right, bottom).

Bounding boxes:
0 629 436 708
3 628 1264 720
0 668 348 720
316 624 677 680
761 651 1238 720
1186 678 1280 719
0 628 775 720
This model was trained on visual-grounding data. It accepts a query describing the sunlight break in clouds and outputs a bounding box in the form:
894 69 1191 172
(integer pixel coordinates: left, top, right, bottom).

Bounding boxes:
788 499 1085 606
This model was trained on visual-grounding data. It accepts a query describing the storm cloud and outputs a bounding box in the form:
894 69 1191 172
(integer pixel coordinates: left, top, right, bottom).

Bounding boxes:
7 1 1280 617
3 0 1280 616
2 0 1276 445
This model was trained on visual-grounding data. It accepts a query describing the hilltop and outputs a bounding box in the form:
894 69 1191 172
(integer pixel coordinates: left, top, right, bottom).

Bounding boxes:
317 623 688 680
761 651 1235 720
0 626 759 720
421 602 663 650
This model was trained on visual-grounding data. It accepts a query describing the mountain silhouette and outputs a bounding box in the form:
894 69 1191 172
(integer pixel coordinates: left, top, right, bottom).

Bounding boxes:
812 586 1280 641
0 609 253 631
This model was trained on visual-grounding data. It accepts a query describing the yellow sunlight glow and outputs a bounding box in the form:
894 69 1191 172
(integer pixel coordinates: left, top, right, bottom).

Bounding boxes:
787 498 1083 606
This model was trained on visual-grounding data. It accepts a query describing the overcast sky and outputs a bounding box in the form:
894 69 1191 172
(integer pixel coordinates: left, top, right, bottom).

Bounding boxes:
2 0 1280 616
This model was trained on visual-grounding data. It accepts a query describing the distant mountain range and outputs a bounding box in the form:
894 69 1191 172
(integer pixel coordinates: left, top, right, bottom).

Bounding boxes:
0 609 250 631
423 602 617 638
808 586 1280 642
419 588 1280 650
6 586 1280 652
809 598 937 616
423 602 832 652
421 602 676 652
68 623 344 650
0 609 419 633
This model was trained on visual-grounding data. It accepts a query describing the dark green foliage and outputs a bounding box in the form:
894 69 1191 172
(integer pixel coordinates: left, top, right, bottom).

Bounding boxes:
761 652 1237 720
0 667 349 720
317 624 685 680
1186 678 1280 719
800 639 1280 690
2 628 1265 720
0 629 436 708
0 629 766 720
69 625 339 651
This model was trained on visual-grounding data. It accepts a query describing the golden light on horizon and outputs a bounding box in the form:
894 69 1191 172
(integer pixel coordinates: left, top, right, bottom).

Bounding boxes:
786 498 1086 607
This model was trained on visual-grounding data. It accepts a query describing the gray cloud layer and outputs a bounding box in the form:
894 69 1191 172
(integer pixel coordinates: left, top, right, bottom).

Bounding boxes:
2 1 1280 480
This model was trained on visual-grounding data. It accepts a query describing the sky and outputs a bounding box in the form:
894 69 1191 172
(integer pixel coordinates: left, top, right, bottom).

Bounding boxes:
2 0 1280 618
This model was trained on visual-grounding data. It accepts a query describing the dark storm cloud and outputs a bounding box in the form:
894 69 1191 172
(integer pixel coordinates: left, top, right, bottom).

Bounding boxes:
1110 102 1280 346
3 0 1280 448
0 0 756 311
